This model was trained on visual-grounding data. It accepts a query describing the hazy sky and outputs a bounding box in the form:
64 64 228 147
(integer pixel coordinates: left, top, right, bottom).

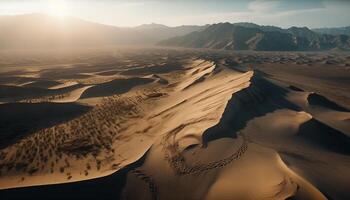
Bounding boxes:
0 0 349 28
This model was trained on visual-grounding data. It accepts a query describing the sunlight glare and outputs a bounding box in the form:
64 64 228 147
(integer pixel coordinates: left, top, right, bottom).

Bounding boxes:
48 0 68 18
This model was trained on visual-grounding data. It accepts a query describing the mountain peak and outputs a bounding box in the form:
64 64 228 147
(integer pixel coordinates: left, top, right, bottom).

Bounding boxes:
232 22 259 28
289 26 311 31
159 22 350 51
136 23 169 29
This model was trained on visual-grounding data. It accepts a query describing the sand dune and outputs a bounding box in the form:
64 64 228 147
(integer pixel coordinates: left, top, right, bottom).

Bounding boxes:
144 74 169 85
298 118 350 154
307 93 349 112
0 102 91 148
0 85 49 102
22 80 61 89
121 65 326 200
49 81 80 89
0 49 349 200
50 86 93 103
80 77 154 99
0 76 38 86
120 61 183 76
0 83 86 103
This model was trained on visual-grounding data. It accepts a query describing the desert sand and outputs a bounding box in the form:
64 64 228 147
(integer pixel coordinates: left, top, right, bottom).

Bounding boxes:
0 48 349 200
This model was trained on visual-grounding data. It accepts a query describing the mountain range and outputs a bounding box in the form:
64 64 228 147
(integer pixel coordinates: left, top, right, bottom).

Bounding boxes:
0 14 205 48
0 14 349 51
159 22 350 51
313 26 350 36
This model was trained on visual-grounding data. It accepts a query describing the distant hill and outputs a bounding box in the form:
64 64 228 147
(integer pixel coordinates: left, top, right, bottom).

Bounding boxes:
159 22 350 51
1 14 349 51
0 14 206 49
132 23 208 44
231 22 284 33
313 27 350 36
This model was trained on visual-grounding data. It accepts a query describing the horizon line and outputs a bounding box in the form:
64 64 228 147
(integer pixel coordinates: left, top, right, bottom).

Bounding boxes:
1 12 349 30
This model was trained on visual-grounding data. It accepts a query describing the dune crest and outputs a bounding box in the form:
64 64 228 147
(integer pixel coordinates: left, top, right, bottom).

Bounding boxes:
0 49 349 200
121 65 327 200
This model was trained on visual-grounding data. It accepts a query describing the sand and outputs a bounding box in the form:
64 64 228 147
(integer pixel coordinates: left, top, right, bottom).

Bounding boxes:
0 48 349 200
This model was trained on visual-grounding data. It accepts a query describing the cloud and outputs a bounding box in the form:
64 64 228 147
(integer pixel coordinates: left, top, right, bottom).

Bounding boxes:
166 0 330 28
247 0 325 13
248 0 279 13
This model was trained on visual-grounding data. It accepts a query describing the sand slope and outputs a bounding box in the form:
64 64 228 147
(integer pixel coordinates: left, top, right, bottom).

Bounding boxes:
121 64 328 200
0 50 349 200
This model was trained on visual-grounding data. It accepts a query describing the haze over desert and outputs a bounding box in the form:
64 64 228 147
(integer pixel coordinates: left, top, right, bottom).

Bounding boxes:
0 1 350 200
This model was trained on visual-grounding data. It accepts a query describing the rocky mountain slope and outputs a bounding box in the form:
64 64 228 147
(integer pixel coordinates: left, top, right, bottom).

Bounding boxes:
313 26 350 36
159 22 350 51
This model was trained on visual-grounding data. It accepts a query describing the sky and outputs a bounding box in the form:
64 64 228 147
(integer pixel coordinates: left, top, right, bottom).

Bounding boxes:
0 0 349 28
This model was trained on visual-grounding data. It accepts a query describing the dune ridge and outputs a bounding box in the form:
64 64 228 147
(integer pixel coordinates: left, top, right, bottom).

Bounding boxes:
121 66 327 200
0 50 349 200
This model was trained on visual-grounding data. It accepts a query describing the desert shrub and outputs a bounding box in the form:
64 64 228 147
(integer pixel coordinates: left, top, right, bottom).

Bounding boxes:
86 163 91 170
15 162 28 171
64 158 70 167
96 160 101 170
28 167 38 175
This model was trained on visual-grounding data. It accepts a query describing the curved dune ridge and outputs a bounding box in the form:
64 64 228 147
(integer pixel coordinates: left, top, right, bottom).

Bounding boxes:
22 80 61 89
0 83 86 103
80 77 154 99
122 66 327 200
307 93 349 112
0 53 349 200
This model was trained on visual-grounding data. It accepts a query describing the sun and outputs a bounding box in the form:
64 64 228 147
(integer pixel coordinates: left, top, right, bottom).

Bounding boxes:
48 0 68 18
